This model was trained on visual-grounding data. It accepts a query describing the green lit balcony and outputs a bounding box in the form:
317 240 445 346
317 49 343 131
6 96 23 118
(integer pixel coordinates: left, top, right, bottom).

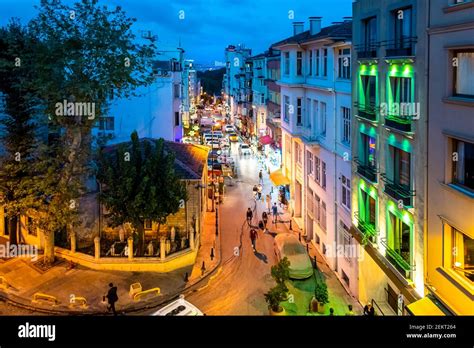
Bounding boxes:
385 113 413 132
354 157 377 183
380 238 414 279
354 102 377 122
380 174 415 207
354 211 377 244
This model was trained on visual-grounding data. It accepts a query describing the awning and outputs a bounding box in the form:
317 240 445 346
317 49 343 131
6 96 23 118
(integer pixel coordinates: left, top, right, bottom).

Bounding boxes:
269 169 291 186
406 297 446 316
259 135 273 146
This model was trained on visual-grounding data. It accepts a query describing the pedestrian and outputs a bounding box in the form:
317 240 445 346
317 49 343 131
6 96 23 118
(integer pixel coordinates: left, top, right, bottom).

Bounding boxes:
246 207 253 225
266 194 272 213
258 220 264 231
258 170 263 184
272 203 278 224
262 211 268 228
329 308 334 316
252 185 258 200
346 304 355 316
105 283 118 316
363 303 375 316
257 184 262 200
250 228 258 252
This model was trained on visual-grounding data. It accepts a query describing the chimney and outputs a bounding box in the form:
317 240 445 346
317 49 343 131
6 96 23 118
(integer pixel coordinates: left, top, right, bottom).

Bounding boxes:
293 22 304 36
309 17 322 35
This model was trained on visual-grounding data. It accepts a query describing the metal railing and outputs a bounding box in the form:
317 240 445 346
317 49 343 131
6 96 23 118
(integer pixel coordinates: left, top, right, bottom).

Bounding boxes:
382 37 417 57
380 174 415 207
379 237 414 277
353 211 378 244
354 42 379 59
354 157 378 183
354 101 377 121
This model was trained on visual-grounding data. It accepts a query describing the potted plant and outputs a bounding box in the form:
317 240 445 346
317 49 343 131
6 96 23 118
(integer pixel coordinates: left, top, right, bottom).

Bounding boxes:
313 281 329 314
264 283 288 315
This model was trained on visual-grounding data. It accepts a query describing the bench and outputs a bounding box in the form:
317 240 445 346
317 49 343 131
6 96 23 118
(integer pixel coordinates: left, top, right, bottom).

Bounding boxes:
133 287 161 302
32 292 59 306
69 295 88 309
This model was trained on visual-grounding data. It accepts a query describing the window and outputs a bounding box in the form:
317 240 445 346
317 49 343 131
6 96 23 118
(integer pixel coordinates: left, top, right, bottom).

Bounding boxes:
144 219 152 230
308 50 313 76
314 194 321 223
393 7 412 49
364 16 377 48
260 94 265 104
453 50 474 97
320 102 327 136
315 49 320 76
99 117 114 131
284 52 290 75
341 174 351 210
390 77 412 105
340 221 351 262
361 133 377 167
27 217 37 236
322 49 328 76
285 135 291 153
390 146 411 188
451 138 474 191
360 189 377 230
306 98 312 128
361 75 376 107
296 51 303 76
174 83 180 99
296 98 302 126
175 112 180 126
307 188 314 217
312 100 318 132
321 201 327 231
388 211 412 273
295 142 302 164
315 156 321 184
322 161 327 189
338 48 351 79
342 107 351 144
307 151 314 176
284 95 290 122
452 228 474 282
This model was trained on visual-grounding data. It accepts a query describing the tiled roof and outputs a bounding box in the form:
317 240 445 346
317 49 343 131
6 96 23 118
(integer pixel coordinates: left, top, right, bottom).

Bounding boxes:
103 139 209 180
271 21 352 48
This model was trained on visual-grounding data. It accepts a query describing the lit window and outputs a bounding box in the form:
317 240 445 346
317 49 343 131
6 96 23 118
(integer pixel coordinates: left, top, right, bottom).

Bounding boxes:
452 228 474 282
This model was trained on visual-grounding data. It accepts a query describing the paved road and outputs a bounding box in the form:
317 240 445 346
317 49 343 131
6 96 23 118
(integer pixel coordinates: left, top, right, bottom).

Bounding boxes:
186 141 278 315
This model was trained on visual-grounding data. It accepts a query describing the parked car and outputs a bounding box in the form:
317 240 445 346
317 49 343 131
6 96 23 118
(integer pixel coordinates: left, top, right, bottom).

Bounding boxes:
228 133 239 142
238 143 252 156
152 295 203 316
225 125 235 133
274 233 313 280
206 140 221 150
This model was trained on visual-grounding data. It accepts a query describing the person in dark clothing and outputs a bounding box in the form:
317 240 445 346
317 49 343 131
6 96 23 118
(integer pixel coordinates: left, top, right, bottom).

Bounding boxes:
262 212 268 228
329 307 334 316
258 220 264 231
106 283 118 316
272 203 278 224
363 303 375 316
246 207 253 225
250 229 258 251
258 170 263 184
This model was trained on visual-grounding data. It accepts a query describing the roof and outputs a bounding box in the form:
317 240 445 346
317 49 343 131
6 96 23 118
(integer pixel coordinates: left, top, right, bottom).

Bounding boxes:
271 21 352 48
103 139 209 180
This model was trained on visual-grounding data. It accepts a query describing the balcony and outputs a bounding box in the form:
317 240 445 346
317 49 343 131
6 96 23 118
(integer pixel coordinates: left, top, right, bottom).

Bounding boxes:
355 42 379 60
380 174 415 207
380 237 414 279
384 104 418 133
354 157 377 183
354 101 377 122
383 37 417 58
353 211 378 244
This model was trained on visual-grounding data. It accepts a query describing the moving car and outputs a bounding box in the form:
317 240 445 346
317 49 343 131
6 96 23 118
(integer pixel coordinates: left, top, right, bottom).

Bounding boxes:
228 132 239 142
238 143 252 156
206 140 221 149
152 295 203 316
274 233 313 280
224 125 235 133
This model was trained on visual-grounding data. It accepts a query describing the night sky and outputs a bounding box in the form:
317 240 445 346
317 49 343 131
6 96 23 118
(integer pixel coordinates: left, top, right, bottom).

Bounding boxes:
0 0 353 66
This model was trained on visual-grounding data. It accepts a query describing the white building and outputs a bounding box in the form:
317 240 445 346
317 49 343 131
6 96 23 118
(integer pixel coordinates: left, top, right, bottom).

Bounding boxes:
272 17 355 294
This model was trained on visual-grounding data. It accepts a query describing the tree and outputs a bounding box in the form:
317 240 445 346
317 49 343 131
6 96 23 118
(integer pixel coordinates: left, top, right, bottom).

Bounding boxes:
97 131 187 256
0 20 42 246
22 0 156 263
264 257 291 313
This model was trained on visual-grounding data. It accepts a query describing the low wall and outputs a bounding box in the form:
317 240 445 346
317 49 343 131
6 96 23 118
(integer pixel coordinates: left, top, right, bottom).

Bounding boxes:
55 247 197 272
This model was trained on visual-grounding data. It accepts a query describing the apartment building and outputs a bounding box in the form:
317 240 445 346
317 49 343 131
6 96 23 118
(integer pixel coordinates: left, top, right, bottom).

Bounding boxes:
182 59 200 129
424 0 474 315
272 18 354 292
352 0 428 314
250 53 268 138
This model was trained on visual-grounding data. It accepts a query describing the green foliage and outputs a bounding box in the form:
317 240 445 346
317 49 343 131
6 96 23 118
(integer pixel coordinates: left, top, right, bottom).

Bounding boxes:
314 279 329 305
264 283 288 313
96 131 187 255
270 256 291 285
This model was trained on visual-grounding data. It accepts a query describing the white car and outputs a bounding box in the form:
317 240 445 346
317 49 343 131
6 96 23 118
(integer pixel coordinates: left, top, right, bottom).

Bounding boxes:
206 140 221 149
152 295 203 316
238 143 252 156
224 125 234 133
274 233 313 280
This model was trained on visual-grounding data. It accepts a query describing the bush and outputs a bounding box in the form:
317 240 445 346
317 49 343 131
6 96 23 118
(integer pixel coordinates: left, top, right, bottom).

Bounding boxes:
271 256 290 285
264 283 288 313
314 280 329 304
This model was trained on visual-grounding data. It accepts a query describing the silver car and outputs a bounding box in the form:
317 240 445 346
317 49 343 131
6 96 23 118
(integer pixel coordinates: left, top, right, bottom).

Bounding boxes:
274 233 313 279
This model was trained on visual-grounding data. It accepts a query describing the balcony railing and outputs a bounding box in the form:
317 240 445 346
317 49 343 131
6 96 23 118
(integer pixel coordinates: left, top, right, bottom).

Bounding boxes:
354 157 378 183
353 211 378 244
354 42 379 60
383 37 417 58
354 101 377 122
384 104 418 132
380 174 415 207
379 237 414 279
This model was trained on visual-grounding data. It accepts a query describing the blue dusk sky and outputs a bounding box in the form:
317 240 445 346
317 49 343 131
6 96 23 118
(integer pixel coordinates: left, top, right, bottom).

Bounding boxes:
0 0 353 66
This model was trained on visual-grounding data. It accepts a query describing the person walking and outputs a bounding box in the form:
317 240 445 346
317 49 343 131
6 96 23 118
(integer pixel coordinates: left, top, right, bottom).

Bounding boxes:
250 228 258 252
258 170 263 184
266 194 272 213
246 207 253 226
257 184 263 200
105 283 118 316
346 304 355 316
363 303 375 316
272 203 279 224
258 220 264 231
329 308 335 316
252 185 258 200
262 211 268 228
